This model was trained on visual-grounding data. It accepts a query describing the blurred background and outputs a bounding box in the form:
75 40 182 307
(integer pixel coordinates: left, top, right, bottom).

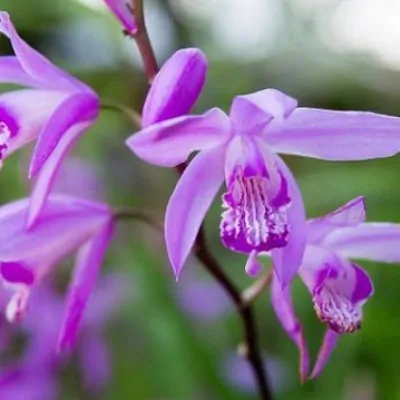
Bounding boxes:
1 0 400 399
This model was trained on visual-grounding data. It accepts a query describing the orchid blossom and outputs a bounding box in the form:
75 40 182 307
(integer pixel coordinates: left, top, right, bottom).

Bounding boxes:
0 12 100 227
127 87 400 286
270 197 400 380
0 195 114 352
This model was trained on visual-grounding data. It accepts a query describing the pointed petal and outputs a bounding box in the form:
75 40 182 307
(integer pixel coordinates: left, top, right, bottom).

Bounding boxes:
143 48 207 126
300 246 374 334
309 330 339 379
0 56 42 87
271 274 309 382
58 221 114 352
0 195 110 262
104 0 137 33
0 12 87 91
307 197 366 244
29 92 99 177
0 89 72 157
230 89 298 135
126 108 229 167
268 108 400 160
324 223 400 263
165 146 225 278
271 156 306 288
27 120 95 228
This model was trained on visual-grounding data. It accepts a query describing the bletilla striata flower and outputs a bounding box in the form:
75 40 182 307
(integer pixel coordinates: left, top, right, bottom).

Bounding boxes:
270 197 400 380
127 85 400 286
104 0 137 35
0 12 99 226
0 195 114 352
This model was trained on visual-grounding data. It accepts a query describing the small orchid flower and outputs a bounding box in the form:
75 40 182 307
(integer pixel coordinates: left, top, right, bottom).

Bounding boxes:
127 87 400 286
104 0 137 35
270 197 400 380
0 12 100 226
0 195 114 352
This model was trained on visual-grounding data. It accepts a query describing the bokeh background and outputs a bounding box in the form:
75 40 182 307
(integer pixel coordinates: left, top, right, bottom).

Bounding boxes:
1 0 400 399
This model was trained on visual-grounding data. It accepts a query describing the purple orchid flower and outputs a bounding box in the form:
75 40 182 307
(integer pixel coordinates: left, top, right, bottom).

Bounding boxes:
0 11 100 227
104 0 137 35
25 274 129 393
270 197 400 380
0 274 129 398
127 87 400 286
0 195 114 352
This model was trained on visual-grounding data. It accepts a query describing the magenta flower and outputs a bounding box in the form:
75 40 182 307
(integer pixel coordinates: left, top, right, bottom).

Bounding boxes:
104 0 137 35
0 12 99 227
271 197 400 380
0 195 114 351
24 274 129 393
127 87 400 286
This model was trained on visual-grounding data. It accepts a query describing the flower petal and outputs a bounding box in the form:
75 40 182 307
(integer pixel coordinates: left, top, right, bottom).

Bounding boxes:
230 89 298 136
126 108 229 166
165 146 225 278
324 223 400 263
104 0 137 34
142 48 207 126
27 120 95 228
271 156 306 288
0 195 110 262
0 89 72 157
58 220 114 352
0 12 87 91
268 108 400 160
307 197 366 244
309 330 338 379
299 246 374 334
271 274 309 382
29 92 99 177
0 56 42 87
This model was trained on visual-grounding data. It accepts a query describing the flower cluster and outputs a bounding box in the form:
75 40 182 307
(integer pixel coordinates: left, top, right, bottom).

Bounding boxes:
2 1 400 394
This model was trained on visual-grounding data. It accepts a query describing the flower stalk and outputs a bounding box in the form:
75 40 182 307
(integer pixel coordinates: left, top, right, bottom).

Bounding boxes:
194 227 273 400
113 207 163 232
130 0 158 83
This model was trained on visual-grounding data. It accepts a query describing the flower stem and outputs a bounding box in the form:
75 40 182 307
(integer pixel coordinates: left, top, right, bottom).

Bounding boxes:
113 207 163 232
130 0 158 84
100 100 142 128
194 227 273 400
